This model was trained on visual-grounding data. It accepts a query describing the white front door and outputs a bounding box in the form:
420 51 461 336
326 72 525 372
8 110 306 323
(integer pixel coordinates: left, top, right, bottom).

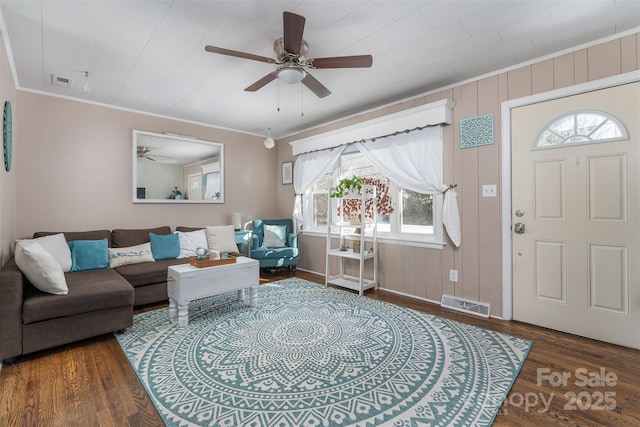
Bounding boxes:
188 173 203 200
511 82 639 349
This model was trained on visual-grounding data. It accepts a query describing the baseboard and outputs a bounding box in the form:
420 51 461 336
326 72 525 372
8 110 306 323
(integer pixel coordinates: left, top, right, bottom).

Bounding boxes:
295 268 505 320
295 267 325 277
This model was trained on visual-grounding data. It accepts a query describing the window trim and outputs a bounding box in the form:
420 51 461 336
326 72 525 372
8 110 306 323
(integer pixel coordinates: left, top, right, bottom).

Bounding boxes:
301 228 446 250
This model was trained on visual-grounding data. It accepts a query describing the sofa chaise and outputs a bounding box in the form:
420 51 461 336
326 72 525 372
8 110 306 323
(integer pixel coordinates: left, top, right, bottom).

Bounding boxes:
0 225 235 363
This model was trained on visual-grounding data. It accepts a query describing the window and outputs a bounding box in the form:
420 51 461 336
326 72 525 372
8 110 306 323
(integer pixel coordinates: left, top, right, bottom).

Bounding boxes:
340 151 391 230
304 148 443 246
534 110 627 150
400 190 434 234
311 174 332 227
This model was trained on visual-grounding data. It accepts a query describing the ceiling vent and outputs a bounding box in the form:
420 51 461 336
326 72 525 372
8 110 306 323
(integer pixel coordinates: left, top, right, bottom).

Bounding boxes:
51 74 73 88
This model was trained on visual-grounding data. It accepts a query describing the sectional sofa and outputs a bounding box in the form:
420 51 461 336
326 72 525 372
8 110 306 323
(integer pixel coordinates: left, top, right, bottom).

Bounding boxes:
0 225 236 363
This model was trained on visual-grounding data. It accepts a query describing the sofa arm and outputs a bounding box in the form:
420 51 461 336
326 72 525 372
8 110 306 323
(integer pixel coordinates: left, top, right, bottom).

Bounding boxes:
0 257 25 361
288 233 298 249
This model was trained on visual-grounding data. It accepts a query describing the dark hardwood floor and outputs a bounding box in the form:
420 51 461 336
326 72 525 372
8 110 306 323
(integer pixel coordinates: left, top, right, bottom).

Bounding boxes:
1 270 638 426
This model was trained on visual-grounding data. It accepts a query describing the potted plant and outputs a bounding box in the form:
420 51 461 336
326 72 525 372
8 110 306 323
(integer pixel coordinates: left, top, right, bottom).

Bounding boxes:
331 176 364 225
330 175 364 198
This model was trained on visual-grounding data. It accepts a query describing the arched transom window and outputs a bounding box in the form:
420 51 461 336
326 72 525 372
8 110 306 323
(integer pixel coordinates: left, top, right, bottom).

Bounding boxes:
533 110 628 150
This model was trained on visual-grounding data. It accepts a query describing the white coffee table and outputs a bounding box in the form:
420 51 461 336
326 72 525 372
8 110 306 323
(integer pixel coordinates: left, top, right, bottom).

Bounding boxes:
167 256 259 327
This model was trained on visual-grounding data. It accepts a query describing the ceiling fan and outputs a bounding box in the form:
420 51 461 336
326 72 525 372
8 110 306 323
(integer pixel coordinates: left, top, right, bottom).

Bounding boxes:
137 146 157 161
204 11 373 98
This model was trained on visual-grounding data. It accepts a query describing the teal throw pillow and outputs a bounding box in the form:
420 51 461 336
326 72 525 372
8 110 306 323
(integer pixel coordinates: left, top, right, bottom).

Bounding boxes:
68 238 109 272
149 232 180 260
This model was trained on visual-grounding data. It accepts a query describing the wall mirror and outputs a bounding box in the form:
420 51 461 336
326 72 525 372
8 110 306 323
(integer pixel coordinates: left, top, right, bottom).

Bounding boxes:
133 130 224 203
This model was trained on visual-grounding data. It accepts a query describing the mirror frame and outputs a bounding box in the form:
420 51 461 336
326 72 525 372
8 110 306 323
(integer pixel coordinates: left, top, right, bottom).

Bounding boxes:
132 130 224 204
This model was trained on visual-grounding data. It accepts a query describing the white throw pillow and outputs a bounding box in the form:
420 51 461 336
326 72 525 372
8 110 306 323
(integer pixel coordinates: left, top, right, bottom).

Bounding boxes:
108 242 155 268
206 225 238 253
17 233 72 272
175 229 208 258
14 240 68 295
261 224 287 248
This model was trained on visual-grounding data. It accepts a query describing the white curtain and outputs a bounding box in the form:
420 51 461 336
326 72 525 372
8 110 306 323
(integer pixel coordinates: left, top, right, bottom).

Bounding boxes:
354 127 461 247
292 145 347 233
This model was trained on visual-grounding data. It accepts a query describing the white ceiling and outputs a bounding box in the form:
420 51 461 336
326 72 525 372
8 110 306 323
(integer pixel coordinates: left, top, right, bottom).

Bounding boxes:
1 1 638 139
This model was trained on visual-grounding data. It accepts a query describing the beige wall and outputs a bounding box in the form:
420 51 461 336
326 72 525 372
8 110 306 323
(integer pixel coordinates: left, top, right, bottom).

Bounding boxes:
275 138 296 219
0 30 16 266
14 92 278 239
280 33 640 317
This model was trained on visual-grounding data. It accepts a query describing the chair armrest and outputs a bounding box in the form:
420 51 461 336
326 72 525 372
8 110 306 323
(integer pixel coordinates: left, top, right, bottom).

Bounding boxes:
288 233 298 248
251 234 260 251
0 257 25 360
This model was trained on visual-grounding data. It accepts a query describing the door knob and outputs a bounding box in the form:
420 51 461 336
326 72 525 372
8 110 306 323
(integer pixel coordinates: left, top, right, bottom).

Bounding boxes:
514 223 525 234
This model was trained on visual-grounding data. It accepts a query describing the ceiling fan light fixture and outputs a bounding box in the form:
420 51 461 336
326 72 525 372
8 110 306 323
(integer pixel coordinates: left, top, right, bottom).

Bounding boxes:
264 128 275 149
204 11 371 98
276 66 305 84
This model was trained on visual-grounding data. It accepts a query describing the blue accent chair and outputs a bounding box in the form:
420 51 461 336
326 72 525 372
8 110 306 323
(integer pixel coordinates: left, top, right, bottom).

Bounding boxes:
250 219 298 275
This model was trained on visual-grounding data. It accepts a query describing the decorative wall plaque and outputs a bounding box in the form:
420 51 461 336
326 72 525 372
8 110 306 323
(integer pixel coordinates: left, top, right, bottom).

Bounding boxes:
460 113 493 149
3 101 12 171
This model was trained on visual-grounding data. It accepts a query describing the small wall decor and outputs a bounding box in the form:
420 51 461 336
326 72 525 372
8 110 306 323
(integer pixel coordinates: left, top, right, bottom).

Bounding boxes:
3 101 12 171
282 161 293 185
460 113 493 149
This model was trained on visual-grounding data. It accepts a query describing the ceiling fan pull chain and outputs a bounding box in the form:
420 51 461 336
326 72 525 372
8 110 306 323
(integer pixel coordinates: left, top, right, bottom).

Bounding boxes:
277 79 281 112
300 83 304 117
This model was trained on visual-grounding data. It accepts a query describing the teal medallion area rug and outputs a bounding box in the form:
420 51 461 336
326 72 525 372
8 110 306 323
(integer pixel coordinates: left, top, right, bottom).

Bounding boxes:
116 278 532 426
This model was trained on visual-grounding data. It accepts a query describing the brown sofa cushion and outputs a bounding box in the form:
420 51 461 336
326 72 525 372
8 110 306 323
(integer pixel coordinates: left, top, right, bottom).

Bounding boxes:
115 258 189 288
176 226 204 232
23 268 133 324
33 230 111 246
111 226 171 248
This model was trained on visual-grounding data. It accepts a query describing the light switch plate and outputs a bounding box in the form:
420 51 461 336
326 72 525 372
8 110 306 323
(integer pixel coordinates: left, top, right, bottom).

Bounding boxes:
449 269 458 282
482 184 497 197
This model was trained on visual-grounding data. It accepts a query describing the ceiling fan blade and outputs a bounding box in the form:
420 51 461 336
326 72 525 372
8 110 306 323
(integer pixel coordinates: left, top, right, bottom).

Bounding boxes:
302 73 331 98
283 11 305 55
308 55 373 69
205 45 275 64
245 72 277 92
